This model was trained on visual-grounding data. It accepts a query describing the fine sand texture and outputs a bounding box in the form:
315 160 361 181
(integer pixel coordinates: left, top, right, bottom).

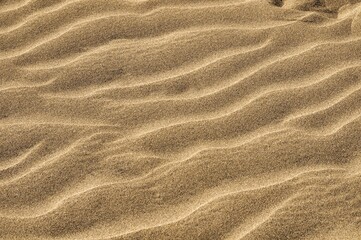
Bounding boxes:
1 0 361 239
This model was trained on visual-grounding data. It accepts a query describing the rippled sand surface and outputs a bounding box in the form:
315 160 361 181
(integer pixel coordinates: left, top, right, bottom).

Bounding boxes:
1 0 361 239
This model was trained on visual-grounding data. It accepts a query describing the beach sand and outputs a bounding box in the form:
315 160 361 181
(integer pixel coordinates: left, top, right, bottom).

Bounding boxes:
1 0 361 239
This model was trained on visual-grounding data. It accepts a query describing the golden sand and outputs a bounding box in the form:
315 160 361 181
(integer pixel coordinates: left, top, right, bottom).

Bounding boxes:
1 0 361 239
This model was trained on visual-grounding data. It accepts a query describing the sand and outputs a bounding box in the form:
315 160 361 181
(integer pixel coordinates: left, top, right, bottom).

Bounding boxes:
0 0 361 239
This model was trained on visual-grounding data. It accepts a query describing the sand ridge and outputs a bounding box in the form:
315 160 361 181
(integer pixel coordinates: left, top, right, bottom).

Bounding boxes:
1 0 361 239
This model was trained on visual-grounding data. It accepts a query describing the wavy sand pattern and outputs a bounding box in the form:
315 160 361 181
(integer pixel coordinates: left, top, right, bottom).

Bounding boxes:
1 0 361 239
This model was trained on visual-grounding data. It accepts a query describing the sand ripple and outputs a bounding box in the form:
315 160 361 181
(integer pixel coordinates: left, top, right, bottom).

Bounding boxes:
1 0 361 239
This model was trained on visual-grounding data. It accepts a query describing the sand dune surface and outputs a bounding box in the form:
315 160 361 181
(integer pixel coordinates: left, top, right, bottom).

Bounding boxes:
1 0 361 239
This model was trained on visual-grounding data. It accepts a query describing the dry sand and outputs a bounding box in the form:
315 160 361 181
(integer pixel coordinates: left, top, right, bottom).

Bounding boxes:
1 0 361 239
